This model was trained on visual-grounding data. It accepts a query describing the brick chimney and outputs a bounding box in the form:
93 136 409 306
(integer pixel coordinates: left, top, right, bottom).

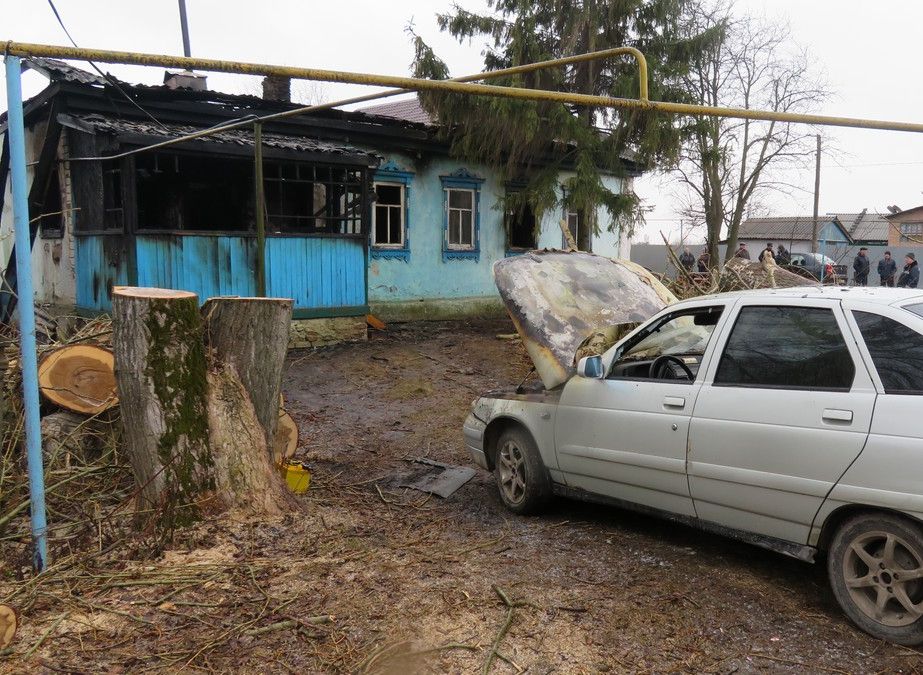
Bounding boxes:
262 75 291 102
164 69 207 91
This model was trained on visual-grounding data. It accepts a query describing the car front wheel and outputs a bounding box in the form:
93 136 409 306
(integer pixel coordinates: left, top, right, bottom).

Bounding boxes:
493 427 550 515
828 513 923 645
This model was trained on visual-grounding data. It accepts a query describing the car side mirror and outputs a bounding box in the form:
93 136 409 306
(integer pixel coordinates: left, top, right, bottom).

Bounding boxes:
577 355 604 379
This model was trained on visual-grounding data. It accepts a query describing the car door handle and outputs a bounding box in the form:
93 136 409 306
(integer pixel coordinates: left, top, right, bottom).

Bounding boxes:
823 409 853 423
663 396 686 409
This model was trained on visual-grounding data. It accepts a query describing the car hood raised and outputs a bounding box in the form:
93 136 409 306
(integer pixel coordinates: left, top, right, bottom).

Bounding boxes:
493 250 676 389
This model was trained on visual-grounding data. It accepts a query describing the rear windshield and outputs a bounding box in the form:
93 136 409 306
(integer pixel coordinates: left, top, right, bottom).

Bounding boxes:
905 303 923 319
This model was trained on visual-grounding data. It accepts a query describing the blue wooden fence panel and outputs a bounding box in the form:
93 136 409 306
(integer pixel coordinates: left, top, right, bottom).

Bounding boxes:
75 235 129 312
265 237 366 310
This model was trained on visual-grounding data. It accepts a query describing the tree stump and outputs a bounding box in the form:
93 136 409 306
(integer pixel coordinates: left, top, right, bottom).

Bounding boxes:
201 297 293 456
112 288 296 529
111 288 214 528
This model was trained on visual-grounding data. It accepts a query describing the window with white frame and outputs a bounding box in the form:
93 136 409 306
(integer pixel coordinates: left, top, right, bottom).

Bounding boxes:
372 182 404 247
446 188 475 249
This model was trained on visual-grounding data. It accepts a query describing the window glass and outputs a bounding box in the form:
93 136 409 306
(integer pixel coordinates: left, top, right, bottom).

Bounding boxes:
715 306 855 390
904 303 923 319
608 307 723 380
373 183 403 247
446 188 475 249
853 311 923 394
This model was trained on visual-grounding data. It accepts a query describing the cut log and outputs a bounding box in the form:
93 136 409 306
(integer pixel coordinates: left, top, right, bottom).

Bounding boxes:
201 297 293 457
206 363 295 515
38 344 117 414
111 287 214 527
274 409 298 464
0 604 17 649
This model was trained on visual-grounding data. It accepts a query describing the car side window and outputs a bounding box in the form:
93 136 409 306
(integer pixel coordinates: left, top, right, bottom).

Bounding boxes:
714 306 855 391
608 307 723 381
853 311 923 395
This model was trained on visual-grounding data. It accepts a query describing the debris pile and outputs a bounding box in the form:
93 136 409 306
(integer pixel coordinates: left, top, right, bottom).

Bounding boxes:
1 316 130 571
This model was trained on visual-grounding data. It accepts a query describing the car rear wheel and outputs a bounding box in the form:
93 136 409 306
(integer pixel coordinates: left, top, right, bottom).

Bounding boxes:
828 513 923 645
493 427 550 515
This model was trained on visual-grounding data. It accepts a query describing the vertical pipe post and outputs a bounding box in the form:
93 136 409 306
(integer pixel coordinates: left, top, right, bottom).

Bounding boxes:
254 123 266 297
177 0 192 58
811 134 821 254
5 56 48 572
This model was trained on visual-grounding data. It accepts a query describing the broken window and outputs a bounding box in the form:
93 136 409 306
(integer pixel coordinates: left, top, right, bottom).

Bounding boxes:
506 195 537 250
565 208 586 249
446 188 475 249
136 152 252 232
39 167 64 238
264 163 364 235
372 182 404 247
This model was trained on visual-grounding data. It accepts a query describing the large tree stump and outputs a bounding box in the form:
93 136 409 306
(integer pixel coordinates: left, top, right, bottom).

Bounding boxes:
113 288 296 529
201 297 292 454
112 288 214 527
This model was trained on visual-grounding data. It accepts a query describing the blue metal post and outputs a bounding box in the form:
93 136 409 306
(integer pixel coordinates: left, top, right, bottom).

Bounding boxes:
5 56 48 571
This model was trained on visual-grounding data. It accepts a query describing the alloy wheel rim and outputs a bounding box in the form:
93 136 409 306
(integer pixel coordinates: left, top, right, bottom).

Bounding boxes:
843 530 923 627
498 441 526 504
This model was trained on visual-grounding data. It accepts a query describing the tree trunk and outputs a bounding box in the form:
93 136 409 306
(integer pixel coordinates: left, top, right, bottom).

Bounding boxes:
111 288 214 529
205 362 294 515
201 297 293 455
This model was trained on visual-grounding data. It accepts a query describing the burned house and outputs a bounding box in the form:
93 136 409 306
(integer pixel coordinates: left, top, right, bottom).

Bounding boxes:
1 60 640 343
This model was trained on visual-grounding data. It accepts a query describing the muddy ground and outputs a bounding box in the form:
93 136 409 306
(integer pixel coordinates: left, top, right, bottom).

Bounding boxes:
2 319 922 673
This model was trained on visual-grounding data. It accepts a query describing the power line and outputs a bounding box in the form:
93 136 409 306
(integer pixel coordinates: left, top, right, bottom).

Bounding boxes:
46 0 166 128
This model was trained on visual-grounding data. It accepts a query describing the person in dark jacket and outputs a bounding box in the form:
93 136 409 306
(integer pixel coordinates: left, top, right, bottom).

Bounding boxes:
697 247 710 272
679 247 695 271
878 251 897 287
853 247 870 286
758 242 775 263
775 243 791 266
734 243 750 260
897 252 920 288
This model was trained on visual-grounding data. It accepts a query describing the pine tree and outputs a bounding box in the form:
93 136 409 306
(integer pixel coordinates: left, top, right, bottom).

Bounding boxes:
411 0 719 249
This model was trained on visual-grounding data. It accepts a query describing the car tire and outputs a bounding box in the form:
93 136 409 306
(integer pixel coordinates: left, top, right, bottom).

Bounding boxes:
828 513 923 645
493 426 550 515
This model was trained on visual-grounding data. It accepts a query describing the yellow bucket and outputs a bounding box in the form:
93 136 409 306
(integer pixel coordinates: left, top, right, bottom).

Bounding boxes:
279 461 311 494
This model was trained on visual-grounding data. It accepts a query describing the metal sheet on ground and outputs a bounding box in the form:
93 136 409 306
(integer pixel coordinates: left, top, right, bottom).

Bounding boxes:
401 459 476 498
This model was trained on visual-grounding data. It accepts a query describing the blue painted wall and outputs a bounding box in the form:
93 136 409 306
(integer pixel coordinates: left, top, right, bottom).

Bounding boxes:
75 235 129 311
265 237 365 311
366 152 626 310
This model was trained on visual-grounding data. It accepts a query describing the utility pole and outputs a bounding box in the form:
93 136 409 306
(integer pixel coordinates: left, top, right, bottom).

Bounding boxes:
811 134 821 253
178 0 192 57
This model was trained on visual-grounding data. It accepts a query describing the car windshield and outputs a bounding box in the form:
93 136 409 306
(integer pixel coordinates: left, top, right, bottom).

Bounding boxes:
614 308 722 363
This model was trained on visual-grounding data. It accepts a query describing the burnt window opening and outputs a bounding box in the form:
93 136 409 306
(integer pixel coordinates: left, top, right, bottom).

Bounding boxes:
507 200 537 250
39 167 64 238
264 163 364 236
103 166 124 232
136 153 252 232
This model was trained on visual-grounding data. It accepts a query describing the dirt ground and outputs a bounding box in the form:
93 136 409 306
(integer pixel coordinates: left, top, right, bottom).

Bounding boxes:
2 319 923 673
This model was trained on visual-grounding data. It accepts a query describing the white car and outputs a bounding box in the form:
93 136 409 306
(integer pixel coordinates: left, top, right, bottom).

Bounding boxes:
465 285 923 644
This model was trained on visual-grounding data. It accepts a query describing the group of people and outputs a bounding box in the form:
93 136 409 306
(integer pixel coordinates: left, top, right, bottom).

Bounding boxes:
677 241 792 273
852 248 919 288
678 241 920 289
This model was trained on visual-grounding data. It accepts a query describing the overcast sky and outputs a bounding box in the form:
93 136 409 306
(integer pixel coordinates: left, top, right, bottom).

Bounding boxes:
5 0 923 244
